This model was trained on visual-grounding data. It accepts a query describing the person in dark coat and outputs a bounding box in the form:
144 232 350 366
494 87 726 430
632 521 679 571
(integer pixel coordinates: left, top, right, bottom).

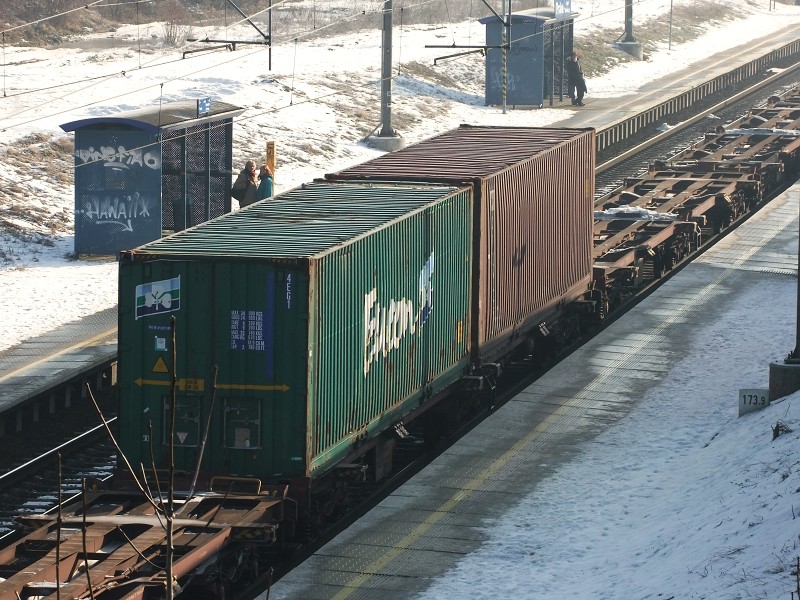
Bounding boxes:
231 160 258 207
565 51 587 106
256 164 273 200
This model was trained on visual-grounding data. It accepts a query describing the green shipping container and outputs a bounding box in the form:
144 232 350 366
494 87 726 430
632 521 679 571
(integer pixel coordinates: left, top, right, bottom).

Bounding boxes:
118 182 473 483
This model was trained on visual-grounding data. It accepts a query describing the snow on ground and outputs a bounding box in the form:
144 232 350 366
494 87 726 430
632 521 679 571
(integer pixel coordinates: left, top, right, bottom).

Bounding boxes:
1 0 799 351
2 1 800 599
413 275 800 600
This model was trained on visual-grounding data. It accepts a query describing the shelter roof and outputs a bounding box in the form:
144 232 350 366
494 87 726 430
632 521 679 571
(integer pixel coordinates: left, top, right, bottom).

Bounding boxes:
60 99 245 134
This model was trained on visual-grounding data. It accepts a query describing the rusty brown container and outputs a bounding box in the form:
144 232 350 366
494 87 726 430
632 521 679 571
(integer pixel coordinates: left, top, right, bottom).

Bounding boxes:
328 125 595 362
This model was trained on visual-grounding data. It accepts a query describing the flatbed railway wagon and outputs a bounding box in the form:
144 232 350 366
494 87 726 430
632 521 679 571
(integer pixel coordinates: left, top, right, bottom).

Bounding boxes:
116 181 474 531
327 125 597 376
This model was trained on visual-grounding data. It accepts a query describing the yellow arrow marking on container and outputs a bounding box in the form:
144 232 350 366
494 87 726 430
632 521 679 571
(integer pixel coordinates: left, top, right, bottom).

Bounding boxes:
330 203 797 600
134 379 288 392
135 378 205 392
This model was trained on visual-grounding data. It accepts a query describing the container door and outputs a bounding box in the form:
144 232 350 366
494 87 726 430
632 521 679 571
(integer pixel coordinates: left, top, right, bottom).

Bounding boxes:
119 259 309 482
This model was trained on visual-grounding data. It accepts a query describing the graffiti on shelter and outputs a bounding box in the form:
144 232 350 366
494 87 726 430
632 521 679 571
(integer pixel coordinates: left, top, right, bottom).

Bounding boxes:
74 136 160 237
79 191 155 232
75 145 161 170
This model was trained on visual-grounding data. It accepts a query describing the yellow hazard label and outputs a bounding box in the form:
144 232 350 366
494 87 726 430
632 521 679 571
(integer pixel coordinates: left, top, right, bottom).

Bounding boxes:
152 356 169 373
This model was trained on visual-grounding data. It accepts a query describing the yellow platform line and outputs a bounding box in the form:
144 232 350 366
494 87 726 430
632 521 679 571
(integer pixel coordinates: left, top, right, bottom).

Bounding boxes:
0 327 117 384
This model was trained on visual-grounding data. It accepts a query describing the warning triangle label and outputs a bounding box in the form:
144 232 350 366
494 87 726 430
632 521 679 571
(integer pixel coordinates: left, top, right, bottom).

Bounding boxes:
177 432 188 443
152 356 169 373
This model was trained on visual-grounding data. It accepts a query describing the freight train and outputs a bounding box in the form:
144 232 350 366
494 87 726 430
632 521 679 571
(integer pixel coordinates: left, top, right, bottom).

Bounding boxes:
1 89 800 599
114 126 597 518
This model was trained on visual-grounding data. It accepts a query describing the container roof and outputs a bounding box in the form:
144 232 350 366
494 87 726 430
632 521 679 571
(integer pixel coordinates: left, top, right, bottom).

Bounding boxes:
126 182 465 259
60 99 245 134
328 125 592 182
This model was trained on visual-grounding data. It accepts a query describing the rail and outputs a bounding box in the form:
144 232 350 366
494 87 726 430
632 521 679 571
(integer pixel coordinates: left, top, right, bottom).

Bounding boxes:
0 417 115 485
595 38 800 156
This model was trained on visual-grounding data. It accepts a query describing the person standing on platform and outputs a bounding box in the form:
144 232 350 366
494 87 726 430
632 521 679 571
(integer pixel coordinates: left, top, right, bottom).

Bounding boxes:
257 164 273 200
231 160 258 208
566 51 587 106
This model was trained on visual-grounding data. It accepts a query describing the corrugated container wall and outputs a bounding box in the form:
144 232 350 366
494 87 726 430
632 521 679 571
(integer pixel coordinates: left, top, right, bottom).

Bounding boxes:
328 125 595 361
118 182 473 482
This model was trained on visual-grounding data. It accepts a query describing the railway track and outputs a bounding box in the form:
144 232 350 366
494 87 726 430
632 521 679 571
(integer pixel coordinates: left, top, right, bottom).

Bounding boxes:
596 58 800 194
0 421 117 537
1 54 799 600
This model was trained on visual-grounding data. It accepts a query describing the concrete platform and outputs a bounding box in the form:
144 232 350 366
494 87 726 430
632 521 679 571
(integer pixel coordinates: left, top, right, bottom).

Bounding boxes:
0 308 117 427
550 22 800 130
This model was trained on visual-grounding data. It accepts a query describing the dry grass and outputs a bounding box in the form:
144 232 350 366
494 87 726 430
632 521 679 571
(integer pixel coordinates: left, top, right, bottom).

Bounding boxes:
1 133 74 244
4 133 74 181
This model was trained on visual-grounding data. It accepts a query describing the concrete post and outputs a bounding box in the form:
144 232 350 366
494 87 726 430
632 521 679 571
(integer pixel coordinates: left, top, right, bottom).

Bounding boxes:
769 187 800 400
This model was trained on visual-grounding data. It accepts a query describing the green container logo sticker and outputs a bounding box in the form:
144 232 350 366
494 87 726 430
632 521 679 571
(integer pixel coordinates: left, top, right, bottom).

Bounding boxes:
135 276 181 320
363 253 434 376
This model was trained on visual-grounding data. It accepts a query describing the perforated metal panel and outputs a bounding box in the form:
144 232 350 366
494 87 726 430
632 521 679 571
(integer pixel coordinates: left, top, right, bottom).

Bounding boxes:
543 20 573 104
161 120 234 232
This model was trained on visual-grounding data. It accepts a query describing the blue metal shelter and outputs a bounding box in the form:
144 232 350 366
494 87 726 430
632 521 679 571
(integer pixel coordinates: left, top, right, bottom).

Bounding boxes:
480 8 574 107
61 99 244 256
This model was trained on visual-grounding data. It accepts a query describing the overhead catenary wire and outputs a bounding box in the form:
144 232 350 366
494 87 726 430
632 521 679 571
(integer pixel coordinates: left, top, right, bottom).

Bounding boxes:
0 0 150 36
0 0 375 123
0 5 362 127
1 0 403 121
290 38 298 105
0 2 620 170
0 0 669 163
0 56 413 194
444 0 456 45
1 0 600 133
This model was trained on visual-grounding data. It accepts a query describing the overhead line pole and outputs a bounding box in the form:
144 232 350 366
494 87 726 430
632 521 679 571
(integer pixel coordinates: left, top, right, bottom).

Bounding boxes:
370 0 403 150
502 0 509 114
425 0 510 112
225 0 269 40
380 0 393 137
186 0 271 62
269 0 273 70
